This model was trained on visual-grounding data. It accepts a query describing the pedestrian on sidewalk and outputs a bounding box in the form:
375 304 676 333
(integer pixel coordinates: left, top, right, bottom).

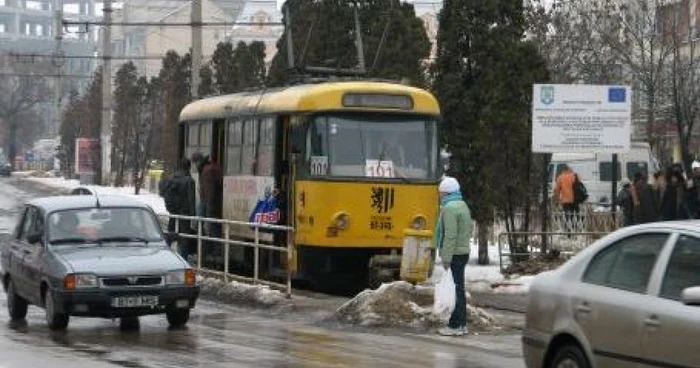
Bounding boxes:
435 176 473 337
163 158 196 260
554 165 577 232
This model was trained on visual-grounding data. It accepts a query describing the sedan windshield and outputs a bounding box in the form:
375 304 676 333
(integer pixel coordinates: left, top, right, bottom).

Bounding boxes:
306 114 439 180
48 207 163 244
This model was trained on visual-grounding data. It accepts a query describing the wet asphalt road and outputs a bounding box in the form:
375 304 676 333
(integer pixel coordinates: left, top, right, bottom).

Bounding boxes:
0 177 526 368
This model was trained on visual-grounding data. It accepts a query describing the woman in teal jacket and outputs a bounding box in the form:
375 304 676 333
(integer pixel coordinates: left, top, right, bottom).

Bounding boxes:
435 176 473 336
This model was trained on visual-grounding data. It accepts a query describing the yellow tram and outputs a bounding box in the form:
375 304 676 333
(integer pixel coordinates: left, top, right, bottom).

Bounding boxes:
178 81 441 289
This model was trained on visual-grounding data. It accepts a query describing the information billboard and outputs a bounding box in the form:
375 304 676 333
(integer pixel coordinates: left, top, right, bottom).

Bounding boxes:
532 84 632 153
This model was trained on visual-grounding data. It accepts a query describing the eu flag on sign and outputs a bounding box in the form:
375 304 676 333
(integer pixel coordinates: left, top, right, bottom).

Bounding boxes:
608 88 626 103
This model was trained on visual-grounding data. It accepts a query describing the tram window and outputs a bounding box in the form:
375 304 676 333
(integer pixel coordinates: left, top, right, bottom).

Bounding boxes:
257 118 275 176
187 125 198 148
226 121 243 175
228 120 243 146
200 122 212 149
241 120 258 175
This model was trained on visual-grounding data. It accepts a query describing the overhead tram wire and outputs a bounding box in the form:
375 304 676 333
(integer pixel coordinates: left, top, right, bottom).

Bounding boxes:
9 53 168 61
62 20 285 28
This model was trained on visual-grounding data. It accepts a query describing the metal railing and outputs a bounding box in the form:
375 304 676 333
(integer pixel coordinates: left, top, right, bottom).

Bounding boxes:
160 214 295 298
497 231 609 273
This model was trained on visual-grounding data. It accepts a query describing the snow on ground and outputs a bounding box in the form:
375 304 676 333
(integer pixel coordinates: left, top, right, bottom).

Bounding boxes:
19 172 537 294
335 281 494 329
18 173 169 215
198 276 286 307
430 240 534 294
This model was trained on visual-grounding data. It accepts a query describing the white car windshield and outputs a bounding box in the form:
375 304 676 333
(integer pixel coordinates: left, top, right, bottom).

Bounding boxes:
48 207 163 244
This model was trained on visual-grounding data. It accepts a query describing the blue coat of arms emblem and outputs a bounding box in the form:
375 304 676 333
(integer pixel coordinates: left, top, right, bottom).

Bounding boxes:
541 86 555 105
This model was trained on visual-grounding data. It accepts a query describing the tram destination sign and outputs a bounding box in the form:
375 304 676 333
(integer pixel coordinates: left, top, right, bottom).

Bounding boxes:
531 84 631 153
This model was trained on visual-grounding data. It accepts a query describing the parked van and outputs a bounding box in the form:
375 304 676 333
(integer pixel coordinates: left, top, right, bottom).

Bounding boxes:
548 141 659 207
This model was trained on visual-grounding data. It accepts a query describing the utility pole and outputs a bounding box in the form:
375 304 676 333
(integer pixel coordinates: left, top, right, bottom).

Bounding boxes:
284 3 294 70
353 3 366 73
191 0 203 98
53 0 64 172
101 0 112 185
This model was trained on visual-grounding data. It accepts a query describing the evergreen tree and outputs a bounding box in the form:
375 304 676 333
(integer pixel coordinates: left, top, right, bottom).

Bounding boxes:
112 62 141 186
269 0 429 86
158 51 191 171
199 65 215 97
432 0 549 264
212 41 267 94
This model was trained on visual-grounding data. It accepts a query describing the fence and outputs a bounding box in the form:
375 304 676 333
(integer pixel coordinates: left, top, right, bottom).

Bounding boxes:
160 214 295 298
489 206 622 243
496 231 609 272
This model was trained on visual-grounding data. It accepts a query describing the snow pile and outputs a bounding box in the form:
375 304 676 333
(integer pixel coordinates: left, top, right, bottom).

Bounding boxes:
198 277 286 307
335 281 494 329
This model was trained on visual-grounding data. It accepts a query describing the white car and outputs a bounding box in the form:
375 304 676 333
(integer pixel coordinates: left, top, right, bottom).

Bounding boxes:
522 222 700 368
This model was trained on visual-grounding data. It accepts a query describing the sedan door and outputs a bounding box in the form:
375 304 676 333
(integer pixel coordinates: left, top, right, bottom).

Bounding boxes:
22 211 46 305
10 207 38 296
641 234 700 368
572 232 670 368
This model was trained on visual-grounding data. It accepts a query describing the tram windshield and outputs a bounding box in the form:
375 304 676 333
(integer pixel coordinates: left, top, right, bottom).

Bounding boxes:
306 113 439 180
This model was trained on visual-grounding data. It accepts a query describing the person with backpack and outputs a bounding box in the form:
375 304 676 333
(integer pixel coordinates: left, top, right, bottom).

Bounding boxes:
164 158 197 260
572 173 588 227
554 165 578 232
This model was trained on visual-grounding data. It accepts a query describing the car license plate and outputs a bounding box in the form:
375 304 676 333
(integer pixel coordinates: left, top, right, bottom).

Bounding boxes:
111 296 159 308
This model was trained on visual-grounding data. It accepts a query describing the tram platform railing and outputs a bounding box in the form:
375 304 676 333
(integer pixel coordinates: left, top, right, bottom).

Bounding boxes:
159 214 295 298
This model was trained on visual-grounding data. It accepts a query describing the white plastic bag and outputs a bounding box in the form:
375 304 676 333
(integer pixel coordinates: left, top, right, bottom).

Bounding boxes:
433 268 456 315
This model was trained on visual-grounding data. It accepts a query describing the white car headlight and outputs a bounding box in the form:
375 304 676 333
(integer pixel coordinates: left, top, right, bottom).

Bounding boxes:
166 269 196 286
166 270 186 285
64 274 98 289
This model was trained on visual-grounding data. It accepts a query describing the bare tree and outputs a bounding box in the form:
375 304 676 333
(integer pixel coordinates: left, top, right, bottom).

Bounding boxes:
578 0 674 152
0 54 52 167
662 1 700 170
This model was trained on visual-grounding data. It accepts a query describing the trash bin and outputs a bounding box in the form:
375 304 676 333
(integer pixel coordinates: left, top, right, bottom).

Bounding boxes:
400 229 434 284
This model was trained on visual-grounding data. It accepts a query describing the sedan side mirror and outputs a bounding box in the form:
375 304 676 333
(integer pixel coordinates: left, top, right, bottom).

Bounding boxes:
681 286 700 306
26 232 42 245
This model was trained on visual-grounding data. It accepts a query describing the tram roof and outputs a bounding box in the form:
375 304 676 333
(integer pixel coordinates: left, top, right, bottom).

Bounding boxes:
179 81 441 122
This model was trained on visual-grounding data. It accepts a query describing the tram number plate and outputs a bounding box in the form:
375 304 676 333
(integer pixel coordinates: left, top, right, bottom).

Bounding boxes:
111 296 159 308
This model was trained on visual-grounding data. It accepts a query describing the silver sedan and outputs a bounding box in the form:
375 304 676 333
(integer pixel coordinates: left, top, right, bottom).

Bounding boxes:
522 222 700 368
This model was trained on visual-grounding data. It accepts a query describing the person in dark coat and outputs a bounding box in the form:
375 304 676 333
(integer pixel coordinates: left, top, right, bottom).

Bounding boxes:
201 153 223 221
618 178 635 227
191 152 208 218
661 167 689 221
633 172 658 224
163 158 197 259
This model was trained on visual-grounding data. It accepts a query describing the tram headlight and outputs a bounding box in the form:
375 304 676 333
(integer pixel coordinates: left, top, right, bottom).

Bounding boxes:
333 213 350 230
411 216 427 230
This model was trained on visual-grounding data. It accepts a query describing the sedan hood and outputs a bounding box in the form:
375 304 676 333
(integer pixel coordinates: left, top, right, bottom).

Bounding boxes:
53 245 186 275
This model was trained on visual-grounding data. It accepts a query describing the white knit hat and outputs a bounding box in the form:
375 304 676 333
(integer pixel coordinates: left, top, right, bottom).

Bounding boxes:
693 161 700 170
439 177 461 193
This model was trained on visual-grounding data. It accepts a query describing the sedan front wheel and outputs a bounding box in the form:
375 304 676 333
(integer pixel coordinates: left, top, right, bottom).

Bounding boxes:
7 280 28 320
44 289 69 331
166 309 190 328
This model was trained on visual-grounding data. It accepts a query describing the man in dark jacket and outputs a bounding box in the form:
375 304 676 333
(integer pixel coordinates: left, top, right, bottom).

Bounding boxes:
633 172 658 224
201 152 223 224
164 158 197 259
